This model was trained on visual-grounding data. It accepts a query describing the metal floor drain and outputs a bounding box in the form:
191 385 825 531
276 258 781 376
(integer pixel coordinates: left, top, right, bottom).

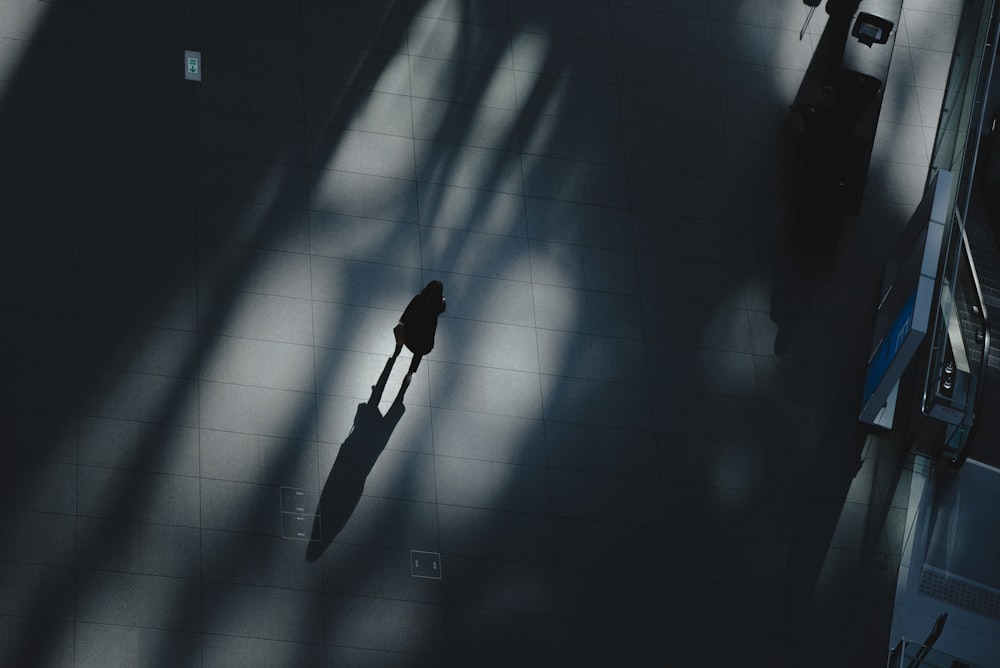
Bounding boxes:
410 550 442 579
919 565 1000 620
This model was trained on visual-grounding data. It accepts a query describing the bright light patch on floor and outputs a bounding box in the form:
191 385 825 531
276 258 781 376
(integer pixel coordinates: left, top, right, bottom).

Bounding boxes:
0 1 48 102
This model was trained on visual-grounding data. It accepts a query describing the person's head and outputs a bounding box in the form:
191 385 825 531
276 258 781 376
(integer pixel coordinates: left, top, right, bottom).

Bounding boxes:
422 280 444 302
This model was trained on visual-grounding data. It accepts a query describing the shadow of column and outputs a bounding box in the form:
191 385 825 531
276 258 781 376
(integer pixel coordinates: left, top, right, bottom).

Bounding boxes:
305 357 407 562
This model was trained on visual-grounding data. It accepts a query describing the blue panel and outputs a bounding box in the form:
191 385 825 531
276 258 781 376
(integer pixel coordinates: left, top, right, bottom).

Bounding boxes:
863 290 917 405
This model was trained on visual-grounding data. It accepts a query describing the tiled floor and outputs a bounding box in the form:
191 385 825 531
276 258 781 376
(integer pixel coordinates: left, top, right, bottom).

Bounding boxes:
0 0 967 666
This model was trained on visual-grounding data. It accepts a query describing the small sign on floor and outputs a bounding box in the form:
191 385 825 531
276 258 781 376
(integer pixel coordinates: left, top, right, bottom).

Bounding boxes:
280 487 321 541
184 50 201 81
410 550 442 579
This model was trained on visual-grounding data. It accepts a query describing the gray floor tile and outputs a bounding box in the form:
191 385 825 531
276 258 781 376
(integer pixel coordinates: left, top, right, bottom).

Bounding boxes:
658 434 774 491
82 369 198 427
420 226 532 281
310 211 421 267
552 515 669 576
324 593 444 655
310 167 419 223
522 154 629 208
530 240 639 293
558 567 671 626
4 510 76 567
1 265 78 318
628 169 735 221
533 283 644 339
673 580 788 640
647 343 758 398
79 416 199 477
304 42 410 95
0 407 78 463
304 83 412 138
200 334 315 393
359 448 437 503
198 242 312 299
408 15 512 67
0 561 75 623
0 215 76 271
202 633 324 668
3 459 77 515
320 542 440 602
514 32 617 83
524 197 633 251
202 580 265 638
442 554 560 614
435 455 549 514
549 468 663 527
675 629 792 668
198 287 313 346
560 617 678 668
540 374 654 431
520 112 626 165
0 0 945 663
0 312 77 364
667 530 784 588
197 153 307 209
431 407 546 466
415 138 525 195
79 322 198 379
332 495 439 550
200 477 282 536
84 516 201 580
410 56 515 110
200 428 319 489
436 318 538 372
642 297 753 353
78 466 200 527
416 181 527 237
429 272 535 327
75 623 201 668
438 504 555 564
76 570 200 631
545 421 658 478
443 605 562 665
325 644 440 668
624 125 729 179
413 96 519 151
662 481 778 540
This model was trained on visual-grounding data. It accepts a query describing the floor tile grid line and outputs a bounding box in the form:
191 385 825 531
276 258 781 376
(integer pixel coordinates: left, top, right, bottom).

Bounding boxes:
503 4 572 636
605 9 691 643
706 24 797 647
402 21 449 651
73 55 84 665
430 445 661 483
186 62 209 663
296 2 325 598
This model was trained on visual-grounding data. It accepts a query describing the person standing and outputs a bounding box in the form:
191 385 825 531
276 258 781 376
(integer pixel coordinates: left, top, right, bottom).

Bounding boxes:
392 280 446 385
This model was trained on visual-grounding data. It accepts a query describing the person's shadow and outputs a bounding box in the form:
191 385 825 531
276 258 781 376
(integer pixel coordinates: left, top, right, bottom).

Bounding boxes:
305 357 406 562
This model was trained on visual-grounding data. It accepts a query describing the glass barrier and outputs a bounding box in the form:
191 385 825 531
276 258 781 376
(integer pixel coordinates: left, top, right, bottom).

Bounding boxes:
920 0 997 460
889 639 985 668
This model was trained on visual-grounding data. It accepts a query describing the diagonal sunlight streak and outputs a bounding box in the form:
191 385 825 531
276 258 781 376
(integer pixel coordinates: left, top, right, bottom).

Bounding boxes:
7 0 938 662
0 0 49 102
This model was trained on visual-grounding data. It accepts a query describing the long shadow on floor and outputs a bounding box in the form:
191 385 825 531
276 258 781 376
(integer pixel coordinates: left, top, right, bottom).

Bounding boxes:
306 357 406 562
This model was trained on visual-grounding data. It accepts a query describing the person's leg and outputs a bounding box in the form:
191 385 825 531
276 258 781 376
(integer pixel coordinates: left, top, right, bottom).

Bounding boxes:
392 324 404 358
404 354 422 384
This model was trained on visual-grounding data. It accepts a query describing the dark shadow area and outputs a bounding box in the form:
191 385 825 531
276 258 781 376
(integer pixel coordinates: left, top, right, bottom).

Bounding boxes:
762 5 918 659
0 0 925 665
0 1 426 664
306 357 406 563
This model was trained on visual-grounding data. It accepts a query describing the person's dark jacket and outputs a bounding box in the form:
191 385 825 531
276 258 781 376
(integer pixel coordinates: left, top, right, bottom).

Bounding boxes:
400 292 446 355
